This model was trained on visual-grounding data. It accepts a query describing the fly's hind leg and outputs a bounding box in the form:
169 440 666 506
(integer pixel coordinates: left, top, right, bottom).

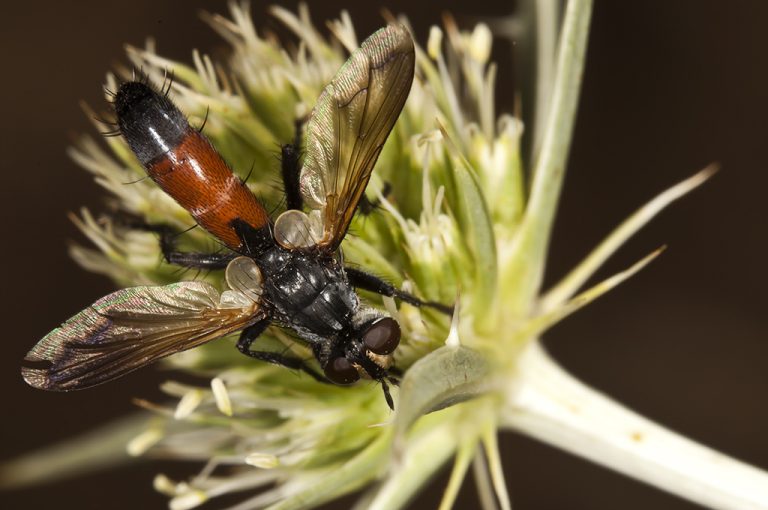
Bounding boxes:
156 224 235 269
122 218 236 270
236 320 329 383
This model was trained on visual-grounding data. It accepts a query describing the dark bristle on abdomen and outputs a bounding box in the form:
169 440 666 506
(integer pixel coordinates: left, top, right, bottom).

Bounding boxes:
114 81 188 165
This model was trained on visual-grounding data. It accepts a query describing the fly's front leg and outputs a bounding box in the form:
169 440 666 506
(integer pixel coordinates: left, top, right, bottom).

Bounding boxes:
345 267 454 316
236 320 329 383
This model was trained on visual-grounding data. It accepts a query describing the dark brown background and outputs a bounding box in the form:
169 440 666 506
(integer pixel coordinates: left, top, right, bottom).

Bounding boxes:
2 1 766 509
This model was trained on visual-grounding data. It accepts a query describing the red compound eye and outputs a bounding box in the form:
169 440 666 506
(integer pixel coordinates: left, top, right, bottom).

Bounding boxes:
324 357 360 385
362 317 400 355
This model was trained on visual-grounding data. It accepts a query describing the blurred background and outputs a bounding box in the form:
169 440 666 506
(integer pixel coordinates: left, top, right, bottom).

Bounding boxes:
1 1 766 509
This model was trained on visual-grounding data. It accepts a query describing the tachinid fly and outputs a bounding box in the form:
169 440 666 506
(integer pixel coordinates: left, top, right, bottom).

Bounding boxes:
22 24 450 409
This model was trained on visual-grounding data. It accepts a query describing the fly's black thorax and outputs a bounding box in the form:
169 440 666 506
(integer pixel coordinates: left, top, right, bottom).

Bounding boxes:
256 246 358 343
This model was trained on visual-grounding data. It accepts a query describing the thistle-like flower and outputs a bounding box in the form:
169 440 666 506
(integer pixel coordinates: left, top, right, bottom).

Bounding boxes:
4 2 768 510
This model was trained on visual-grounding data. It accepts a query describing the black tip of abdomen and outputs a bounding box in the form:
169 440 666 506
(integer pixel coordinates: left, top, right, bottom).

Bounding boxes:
114 81 189 165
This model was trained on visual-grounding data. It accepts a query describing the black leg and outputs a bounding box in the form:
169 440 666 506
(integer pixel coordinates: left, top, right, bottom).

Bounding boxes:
124 219 235 270
281 119 303 211
161 250 235 269
236 320 329 383
280 120 389 216
345 267 454 316
357 182 391 216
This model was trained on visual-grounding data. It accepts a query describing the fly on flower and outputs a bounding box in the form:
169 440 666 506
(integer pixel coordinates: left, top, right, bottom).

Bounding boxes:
21 24 449 409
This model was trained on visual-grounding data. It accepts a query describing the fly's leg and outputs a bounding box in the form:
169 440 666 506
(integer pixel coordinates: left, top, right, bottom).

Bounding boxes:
121 218 236 270
281 119 304 211
357 182 391 216
160 250 235 270
280 117 390 216
236 320 329 383
156 224 235 268
345 267 454 316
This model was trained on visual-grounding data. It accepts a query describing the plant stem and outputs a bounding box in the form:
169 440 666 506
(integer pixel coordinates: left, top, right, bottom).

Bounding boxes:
504 0 593 314
501 341 768 510
531 0 560 162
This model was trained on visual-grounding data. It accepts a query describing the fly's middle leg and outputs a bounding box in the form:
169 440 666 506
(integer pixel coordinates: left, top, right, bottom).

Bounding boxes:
236 319 329 383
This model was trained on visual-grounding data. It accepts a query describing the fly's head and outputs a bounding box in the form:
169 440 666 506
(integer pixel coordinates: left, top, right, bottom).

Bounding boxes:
322 309 401 409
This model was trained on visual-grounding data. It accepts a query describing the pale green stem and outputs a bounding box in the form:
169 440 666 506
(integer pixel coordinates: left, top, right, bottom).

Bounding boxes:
438 440 476 510
472 451 500 510
504 0 593 314
263 432 392 510
0 413 150 488
481 426 512 510
368 425 459 510
531 0 560 162
501 341 768 510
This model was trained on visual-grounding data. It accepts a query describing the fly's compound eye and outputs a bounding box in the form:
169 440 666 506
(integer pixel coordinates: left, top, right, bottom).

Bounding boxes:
324 357 360 385
362 317 401 355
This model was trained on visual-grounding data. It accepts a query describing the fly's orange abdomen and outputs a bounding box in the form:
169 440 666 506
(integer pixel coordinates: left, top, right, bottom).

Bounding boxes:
143 129 270 250
114 81 270 251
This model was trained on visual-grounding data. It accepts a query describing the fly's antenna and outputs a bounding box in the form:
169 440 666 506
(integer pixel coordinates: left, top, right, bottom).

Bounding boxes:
381 378 395 410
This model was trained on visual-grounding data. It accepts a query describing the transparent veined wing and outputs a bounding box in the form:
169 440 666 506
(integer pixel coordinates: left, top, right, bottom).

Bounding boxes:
22 258 264 391
274 24 415 251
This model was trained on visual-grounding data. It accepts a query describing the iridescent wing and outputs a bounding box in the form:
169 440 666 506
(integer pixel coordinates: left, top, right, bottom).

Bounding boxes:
22 257 264 391
274 24 415 251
